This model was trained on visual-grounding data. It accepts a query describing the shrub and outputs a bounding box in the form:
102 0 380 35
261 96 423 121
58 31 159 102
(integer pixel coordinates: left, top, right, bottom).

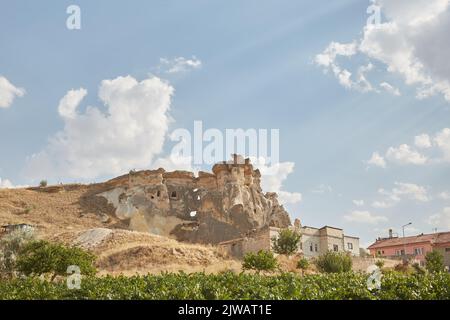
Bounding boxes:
242 250 278 273
271 229 301 256
297 258 309 275
39 180 47 188
394 261 411 273
314 251 352 273
375 260 385 269
0 229 34 279
412 262 426 275
15 240 97 280
425 250 445 274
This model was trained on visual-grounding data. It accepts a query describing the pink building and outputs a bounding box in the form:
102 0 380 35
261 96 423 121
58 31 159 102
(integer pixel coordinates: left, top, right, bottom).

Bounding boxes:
368 231 450 267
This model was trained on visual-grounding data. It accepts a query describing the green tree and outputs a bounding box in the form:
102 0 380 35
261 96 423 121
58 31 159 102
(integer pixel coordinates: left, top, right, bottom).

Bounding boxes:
425 250 445 274
0 229 34 279
16 240 97 280
271 229 301 256
412 262 426 275
375 260 385 269
315 251 353 273
297 257 309 275
39 180 47 187
242 250 278 273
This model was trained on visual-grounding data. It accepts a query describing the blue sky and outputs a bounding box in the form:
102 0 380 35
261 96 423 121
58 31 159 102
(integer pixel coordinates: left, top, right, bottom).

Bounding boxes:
1 0 450 247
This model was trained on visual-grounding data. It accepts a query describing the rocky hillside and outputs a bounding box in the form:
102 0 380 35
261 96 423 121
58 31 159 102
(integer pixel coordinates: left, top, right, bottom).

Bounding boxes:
99 156 292 244
0 157 294 274
0 185 240 275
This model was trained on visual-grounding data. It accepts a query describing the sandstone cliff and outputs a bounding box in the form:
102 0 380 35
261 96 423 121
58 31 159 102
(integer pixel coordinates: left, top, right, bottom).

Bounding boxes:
99 155 292 244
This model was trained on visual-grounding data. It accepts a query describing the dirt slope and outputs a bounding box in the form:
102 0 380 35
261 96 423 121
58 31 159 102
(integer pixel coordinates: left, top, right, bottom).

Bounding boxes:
0 186 241 275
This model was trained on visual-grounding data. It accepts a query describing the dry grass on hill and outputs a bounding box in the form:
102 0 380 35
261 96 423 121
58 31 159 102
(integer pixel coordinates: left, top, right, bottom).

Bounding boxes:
0 186 241 275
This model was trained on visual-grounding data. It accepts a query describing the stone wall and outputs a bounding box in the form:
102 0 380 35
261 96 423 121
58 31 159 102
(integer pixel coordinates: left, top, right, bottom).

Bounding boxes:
352 257 400 272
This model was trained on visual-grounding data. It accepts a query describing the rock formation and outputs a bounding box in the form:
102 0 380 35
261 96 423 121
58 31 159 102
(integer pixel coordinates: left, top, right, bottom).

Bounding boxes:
99 155 291 244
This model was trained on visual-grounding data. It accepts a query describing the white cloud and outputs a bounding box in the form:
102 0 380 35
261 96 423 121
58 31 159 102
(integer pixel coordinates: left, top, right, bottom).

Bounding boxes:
434 128 450 161
253 159 302 205
0 178 14 189
377 182 430 207
159 56 202 74
315 43 378 92
24 75 174 182
0 177 28 189
438 191 450 200
367 152 386 168
371 200 395 209
415 134 432 148
352 200 364 206
427 207 450 229
152 155 196 173
0 76 25 108
385 144 428 165
344 210 388 224
380 82 401 96
58 88 87 119
370 128 450 167
316 1 450 102
315 42 357 67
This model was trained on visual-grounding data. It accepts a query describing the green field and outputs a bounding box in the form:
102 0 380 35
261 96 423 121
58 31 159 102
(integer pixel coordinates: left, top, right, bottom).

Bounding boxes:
1 271 450 300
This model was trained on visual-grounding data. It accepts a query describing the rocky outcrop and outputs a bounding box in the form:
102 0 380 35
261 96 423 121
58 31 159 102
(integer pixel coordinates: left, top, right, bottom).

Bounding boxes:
98 155 291 245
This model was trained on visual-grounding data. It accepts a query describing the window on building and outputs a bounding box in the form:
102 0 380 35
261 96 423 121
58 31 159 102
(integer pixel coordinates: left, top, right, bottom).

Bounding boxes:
377 250 382 255
170 191 177 199
157 190 161 197
333 244 339 252
414 248 424 255
314 244 318 252
310 243 313 252
446 248 450 252
347 243 353 250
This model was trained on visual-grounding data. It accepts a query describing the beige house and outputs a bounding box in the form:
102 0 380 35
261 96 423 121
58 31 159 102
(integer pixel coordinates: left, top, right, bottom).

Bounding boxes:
218 224 360 259
300 226 360 258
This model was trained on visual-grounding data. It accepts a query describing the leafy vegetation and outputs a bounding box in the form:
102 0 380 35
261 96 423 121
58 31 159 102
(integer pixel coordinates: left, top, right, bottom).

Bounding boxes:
412 262 426 275
1 238 449 300
242 250 278 273
271 229 301 256
15 240 97 280
39 180 48 188
0 271 449 300
375 260 385 269
314 251 352 273
425 250 445 274
297 258 309 275
0 229 34 279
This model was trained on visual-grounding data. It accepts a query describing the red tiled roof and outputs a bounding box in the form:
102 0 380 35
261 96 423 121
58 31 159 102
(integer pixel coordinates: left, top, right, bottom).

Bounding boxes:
368 231 450 249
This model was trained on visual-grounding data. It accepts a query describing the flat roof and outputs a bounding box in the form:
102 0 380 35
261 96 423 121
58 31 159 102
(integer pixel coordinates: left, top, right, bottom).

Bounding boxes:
368 231 450 249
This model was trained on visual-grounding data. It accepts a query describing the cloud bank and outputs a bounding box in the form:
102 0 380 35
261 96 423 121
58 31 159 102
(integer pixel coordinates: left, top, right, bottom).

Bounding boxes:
24 75 174 182
316 0 450 101
367 128 450 168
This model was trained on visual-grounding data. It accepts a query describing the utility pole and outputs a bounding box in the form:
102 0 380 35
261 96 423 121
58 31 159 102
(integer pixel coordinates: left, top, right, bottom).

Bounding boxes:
402 222 412 262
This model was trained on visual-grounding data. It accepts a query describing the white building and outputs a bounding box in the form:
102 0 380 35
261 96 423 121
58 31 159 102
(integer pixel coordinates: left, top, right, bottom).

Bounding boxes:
300 225 360 258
